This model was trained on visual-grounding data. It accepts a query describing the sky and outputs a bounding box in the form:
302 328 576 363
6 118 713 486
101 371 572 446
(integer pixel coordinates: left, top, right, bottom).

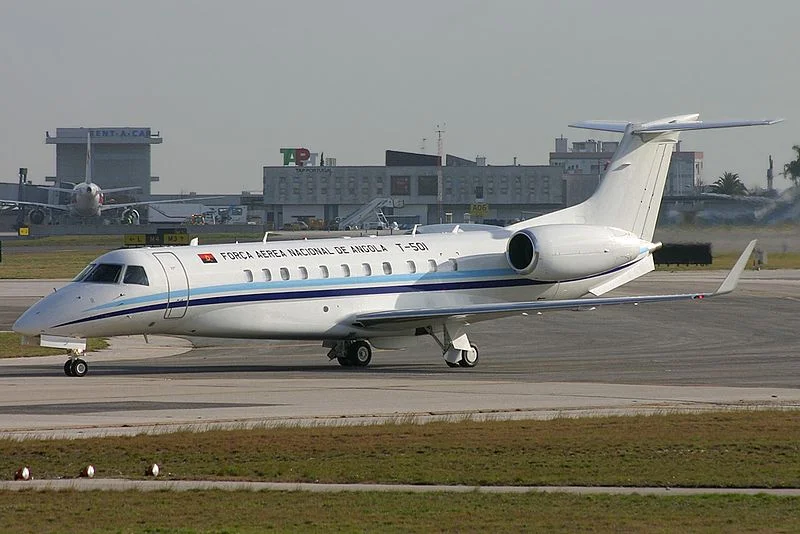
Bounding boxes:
0 0 797 194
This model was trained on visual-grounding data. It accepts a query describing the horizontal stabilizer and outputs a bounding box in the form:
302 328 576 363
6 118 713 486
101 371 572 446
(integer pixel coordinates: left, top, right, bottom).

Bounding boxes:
568 120 630 133
570 116 783 134
635 119 783 134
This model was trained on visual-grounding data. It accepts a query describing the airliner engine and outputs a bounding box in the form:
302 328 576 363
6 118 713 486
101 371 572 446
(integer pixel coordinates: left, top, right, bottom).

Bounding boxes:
121 208 140 225
29 208 46 225
506 224 657 281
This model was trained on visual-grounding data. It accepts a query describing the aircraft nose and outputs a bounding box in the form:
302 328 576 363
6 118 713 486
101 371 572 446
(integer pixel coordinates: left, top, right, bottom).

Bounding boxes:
13 305 46 336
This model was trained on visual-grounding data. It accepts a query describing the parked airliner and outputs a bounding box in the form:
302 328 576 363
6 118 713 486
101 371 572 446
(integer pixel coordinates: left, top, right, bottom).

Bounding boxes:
1 133 218 224
13 114 780 376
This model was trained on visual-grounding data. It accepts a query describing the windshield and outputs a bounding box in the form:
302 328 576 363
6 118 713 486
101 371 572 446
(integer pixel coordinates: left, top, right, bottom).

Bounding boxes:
81 263 123 284
73 263 96 282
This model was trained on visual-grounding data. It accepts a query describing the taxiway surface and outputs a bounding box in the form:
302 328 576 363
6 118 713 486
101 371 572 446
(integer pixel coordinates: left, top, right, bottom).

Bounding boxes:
0 271 798 438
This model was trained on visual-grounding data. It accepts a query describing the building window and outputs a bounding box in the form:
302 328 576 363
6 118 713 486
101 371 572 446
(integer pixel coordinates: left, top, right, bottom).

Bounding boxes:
391 176 411 196
262 268 272 281
280 267 290 280
382 262 392 275
474 185 484 199
418 175 438 196
407 260 417 274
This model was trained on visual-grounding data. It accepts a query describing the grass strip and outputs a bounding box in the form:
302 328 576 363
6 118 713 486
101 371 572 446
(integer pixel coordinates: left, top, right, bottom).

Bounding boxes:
0 490 798 533
0 332 107 358
2 411 798 488
0 249 112 279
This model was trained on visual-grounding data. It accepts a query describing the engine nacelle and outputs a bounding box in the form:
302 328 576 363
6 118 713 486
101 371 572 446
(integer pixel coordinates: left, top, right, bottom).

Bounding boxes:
29 208 46 225
506 224 655 281
121 208 140 225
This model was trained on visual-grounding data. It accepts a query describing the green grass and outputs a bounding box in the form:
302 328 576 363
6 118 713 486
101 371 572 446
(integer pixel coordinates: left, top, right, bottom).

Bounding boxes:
1 491 797 533
655 251 800 270
3 411 799 488
0 332 107 358
0 248 113 279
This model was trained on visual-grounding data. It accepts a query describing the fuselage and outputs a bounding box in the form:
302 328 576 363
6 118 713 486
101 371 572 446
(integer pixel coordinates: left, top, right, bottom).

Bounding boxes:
69 182 103 218
13 226 653 341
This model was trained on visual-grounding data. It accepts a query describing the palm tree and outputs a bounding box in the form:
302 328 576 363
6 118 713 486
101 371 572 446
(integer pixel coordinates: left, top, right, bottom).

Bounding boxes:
709 171 748 196
783 145 800 187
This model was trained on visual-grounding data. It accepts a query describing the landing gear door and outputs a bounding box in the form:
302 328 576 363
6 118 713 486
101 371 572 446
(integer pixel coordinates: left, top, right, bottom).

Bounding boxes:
154 252 189 319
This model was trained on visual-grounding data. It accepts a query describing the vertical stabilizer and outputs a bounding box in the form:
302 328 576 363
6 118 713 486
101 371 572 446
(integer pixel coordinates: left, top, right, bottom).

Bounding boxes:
84 132 93 185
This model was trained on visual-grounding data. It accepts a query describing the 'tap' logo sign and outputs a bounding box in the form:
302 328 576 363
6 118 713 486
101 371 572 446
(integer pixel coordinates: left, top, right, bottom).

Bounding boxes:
280 148 311 166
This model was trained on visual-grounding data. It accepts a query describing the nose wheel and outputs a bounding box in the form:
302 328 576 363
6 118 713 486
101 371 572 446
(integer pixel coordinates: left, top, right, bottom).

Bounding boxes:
64 357 89 377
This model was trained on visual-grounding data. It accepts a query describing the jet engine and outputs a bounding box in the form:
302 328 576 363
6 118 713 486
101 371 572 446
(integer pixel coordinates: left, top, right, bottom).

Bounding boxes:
506 224 655 281
29 208 46 225
121 208 140 225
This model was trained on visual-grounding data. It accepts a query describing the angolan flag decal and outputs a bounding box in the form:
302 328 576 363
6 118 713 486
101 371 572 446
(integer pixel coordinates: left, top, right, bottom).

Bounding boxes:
198 253 217 264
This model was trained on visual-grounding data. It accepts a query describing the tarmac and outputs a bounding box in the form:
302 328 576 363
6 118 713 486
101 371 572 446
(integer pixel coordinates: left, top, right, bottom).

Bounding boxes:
0 270 798 440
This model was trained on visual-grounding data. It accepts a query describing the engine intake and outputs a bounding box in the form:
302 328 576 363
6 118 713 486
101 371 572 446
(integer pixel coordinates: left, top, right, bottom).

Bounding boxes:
506 230 538 275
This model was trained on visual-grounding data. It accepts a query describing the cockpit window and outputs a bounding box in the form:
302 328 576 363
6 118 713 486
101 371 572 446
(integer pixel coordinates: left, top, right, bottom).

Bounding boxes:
73 263 96 282
82 263 123 283
123 265 149 286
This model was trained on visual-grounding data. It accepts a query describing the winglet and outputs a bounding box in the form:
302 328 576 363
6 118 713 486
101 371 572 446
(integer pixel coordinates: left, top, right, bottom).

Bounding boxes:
714 239 757 295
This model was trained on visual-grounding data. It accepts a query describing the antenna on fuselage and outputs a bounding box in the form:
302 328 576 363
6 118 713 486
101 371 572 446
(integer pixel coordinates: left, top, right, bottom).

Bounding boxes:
189 237 199 246
412 224 419 235
262 232 269 243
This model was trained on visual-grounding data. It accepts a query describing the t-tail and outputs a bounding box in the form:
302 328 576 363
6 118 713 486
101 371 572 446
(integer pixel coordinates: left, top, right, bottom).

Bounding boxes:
509 114 783 241
84 132 93 185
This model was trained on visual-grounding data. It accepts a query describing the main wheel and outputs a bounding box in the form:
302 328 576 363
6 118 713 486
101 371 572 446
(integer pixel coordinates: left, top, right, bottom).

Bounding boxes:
348 341 372 367
70 358 89 377
458 344 479 368
336 355 352 367
64 359 74 377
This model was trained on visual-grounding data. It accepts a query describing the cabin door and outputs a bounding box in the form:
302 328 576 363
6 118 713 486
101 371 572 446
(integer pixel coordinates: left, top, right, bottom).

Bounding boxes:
154 252 190 319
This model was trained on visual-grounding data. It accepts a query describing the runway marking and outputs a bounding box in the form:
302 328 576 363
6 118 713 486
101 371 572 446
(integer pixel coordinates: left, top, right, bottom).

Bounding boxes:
1 479 799 496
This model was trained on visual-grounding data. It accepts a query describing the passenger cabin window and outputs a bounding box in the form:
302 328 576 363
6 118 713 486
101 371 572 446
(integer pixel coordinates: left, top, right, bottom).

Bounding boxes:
122 265 149 286
244 269 254 282
427 260 437 273
382 262 392 275
280 267 290 281
362 263 372 276
406 260 416 274
298 266 308 280
341 264 351 277
319 265 329 278
83 263 123 283
262 268 272 281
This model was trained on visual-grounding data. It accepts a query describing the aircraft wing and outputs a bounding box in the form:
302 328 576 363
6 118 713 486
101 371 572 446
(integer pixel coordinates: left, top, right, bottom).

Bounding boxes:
0 199 71 211
99 196 224 213
352 240 755 330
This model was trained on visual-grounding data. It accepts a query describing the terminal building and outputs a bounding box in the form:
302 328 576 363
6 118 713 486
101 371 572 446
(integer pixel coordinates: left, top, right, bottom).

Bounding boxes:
45 127 162 199
263 150 564 229
262 137 705 229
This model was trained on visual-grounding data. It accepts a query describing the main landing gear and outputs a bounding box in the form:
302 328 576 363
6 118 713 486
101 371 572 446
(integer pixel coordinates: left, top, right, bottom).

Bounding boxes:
327 340 373 367
64 350 89 377
423 325 480 369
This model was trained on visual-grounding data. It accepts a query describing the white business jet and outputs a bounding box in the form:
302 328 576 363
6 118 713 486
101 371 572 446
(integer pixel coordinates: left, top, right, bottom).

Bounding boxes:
2 133 218 224
14 114 780 376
